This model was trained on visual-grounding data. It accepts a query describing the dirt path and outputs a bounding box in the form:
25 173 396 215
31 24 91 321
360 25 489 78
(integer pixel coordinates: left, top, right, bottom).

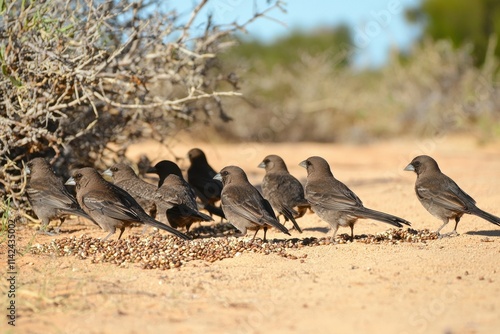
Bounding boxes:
3 135 500 333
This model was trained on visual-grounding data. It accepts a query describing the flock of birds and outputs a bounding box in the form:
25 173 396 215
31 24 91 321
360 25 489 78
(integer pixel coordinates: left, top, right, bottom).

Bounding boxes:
25 148 500 242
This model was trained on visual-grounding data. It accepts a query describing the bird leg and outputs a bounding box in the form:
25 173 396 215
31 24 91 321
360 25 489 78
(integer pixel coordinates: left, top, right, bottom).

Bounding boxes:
102 231 114 241
117 227 125 240
330 225 340 243
436 219 449 237
37 219 57 236
263 226 268 242
349 224 355 242
440 217 460 238
251 228 259 242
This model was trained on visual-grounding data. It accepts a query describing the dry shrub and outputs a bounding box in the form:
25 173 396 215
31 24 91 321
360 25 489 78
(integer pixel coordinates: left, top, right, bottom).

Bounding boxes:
0 0 285 216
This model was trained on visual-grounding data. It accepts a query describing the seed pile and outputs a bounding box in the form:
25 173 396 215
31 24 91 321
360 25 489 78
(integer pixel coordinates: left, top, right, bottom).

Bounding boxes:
31 227 438 270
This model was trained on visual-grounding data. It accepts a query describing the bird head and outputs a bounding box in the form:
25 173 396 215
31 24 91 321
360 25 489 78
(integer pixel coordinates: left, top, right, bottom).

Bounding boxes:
404 155 441 176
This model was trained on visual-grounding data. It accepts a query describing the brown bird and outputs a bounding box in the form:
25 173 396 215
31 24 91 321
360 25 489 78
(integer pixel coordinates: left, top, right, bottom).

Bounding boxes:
25 157 96 232
155 164 214 232
145 160 213 231
149 159 225 219
214 166 290 241
300 156 411 241
103 163 157 218
65 167 190 241
258 155 309 233
404 155 500 236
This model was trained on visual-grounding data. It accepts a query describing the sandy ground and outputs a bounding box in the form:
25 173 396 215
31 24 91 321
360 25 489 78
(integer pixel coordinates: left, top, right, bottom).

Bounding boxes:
2 135 500 334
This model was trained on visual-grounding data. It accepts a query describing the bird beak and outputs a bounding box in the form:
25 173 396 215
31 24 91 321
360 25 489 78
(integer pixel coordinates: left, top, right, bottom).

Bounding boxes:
213 173 222 181
257 161 266 169
298 160 308 169
65 177 76 186
25 166 31 175
146 166 156 174
102 168 113 177
403 163 415 172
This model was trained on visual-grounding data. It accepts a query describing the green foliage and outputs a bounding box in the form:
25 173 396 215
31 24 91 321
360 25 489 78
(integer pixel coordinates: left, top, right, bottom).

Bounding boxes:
407 0 500 65
223 26 353 71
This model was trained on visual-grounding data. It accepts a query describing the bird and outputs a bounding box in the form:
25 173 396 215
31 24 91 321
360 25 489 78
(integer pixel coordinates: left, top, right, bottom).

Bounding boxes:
258 154 310 233
186 148 225 216
214 165 290 241
156 167 214 232
65 167 191 241
148 158 225 219
103 163 158 218
300 156 411 242
404 155 500 236
146 160 213 231
25 157 96 232
147 160 185 188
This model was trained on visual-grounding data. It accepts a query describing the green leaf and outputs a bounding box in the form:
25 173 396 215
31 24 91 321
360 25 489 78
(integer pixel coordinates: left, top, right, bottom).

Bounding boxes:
9 75 22 87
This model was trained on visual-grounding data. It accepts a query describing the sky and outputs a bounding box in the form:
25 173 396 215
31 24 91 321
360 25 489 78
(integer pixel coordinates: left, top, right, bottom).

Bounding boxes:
176 0 423 68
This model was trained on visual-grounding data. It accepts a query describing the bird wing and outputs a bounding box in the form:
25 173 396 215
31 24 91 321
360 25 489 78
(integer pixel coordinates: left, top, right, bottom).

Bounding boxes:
115 179 156 202
222 186 275 227
82 189 139 222
416 175 475 212
274 173 306 210
28 178 79 209
306 178 363 211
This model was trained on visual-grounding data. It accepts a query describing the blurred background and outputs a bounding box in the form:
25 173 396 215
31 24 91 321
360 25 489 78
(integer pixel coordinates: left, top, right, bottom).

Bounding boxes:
183 0 500 143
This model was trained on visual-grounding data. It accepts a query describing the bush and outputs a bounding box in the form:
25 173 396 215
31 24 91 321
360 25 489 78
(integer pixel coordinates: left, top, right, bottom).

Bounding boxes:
205 37 499 143
0 0 284 217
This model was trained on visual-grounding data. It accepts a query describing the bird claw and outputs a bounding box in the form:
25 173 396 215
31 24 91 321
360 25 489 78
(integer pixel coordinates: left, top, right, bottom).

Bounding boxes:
438 231 459 238
37 229 58 236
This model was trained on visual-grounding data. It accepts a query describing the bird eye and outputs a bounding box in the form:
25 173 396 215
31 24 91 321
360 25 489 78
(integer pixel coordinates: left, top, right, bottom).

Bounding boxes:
75 173 82 179
112 167 118 172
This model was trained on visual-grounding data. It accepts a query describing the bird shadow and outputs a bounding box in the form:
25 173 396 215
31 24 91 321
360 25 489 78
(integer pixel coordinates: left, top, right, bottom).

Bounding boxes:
302 226 330 233
465 230 500 237
188 223 240 239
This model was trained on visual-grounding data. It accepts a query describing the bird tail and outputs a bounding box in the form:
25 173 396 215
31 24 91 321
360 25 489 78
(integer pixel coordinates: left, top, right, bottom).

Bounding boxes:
472 207 500 226
282 207 303 233
355 207 411 228
203 203 226 219
169 205 213 222
196 210 214 222
267 218 291 236
141 213 191 240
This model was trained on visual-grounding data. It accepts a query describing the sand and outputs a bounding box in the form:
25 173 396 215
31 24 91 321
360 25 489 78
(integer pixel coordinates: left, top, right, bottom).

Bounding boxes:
3 135 500 333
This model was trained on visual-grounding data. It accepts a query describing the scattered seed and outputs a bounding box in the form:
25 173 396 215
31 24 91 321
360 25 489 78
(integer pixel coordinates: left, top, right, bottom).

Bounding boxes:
30 227 439 270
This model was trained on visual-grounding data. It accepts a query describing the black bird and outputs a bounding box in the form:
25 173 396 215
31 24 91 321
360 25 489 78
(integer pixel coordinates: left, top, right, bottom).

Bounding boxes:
404 155 500 236
214 166 290 241
147 160 185 188
258 155 309 233
300 156 411 241
187 149 224 213
25 158 96 232
148 159 225 219
65 167 190 241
